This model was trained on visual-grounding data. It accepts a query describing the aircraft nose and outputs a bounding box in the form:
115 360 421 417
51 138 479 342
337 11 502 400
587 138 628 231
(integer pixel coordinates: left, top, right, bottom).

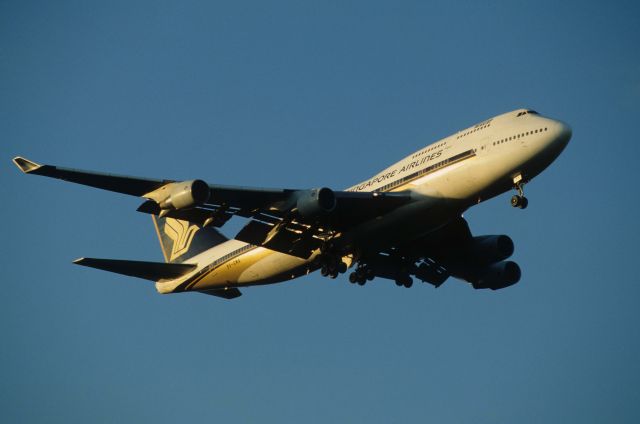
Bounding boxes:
556 120 572 147
540 119 571 161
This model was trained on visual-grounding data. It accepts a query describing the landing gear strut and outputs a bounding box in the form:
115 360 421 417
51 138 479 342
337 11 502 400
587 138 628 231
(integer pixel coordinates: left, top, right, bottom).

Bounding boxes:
510 174 528 209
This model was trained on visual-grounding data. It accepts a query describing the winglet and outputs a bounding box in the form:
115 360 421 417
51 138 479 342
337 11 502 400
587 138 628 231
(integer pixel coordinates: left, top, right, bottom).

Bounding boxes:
13 156 42 173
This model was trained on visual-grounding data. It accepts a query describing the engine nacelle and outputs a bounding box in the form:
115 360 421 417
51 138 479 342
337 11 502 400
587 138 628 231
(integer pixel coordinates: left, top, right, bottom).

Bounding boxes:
295 187 336 218
466 235 514 265
469 261 521 290
156 179 210 211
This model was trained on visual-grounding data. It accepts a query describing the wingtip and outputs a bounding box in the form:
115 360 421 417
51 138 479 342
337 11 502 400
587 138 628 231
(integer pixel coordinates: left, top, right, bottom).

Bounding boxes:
13 156 42 173
73 257 86 265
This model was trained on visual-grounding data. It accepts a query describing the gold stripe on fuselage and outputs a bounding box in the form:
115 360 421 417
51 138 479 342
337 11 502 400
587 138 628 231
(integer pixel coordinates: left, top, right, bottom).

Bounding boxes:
177 245 274 291
191 246 277 290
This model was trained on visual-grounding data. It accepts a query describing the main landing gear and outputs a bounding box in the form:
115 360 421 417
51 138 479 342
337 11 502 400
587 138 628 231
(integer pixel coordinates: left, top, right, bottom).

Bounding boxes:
394 274 413 288
348 265 374 286
347 263 413 289
510 174 528 209
319 249 347 279
320 256 347 279
319 250 414 290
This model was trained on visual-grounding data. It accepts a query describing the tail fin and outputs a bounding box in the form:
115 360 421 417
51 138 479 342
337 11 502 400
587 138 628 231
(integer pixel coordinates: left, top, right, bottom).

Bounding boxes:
152 216 228 263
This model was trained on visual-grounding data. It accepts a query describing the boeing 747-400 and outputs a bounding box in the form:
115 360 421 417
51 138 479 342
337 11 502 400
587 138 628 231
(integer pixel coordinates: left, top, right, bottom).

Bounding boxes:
13 108 571 299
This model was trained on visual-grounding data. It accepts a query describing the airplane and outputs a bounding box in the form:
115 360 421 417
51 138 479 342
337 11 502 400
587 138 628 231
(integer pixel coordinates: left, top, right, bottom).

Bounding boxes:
13 108 571 299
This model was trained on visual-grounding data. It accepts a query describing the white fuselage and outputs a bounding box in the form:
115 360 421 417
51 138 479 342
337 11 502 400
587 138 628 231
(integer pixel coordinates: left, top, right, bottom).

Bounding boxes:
157 109 571 294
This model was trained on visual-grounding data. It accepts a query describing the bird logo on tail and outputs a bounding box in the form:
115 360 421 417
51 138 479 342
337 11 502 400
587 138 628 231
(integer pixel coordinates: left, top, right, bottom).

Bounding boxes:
164 218 199 262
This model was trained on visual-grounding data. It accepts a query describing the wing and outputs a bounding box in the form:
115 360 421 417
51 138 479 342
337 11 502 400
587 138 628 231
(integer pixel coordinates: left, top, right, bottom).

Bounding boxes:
13 157 415 257
360 217 520 290
13 157 168 196
358 217 472 287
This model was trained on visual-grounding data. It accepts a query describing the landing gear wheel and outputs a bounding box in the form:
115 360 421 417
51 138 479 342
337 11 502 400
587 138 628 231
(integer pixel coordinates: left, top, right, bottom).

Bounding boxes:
349 268 367 285
366 269 375 281
511 195 528 209
338 261 347 274
395 275 413 288
510 195 520 207
320 265 330 277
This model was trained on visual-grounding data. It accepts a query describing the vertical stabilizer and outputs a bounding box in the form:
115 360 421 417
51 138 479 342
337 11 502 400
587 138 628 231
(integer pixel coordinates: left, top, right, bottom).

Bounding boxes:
152 216 228 263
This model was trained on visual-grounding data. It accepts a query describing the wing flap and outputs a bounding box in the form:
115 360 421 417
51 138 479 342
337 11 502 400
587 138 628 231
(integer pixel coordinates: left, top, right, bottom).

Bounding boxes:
73 258 196 281
236 220 319 258
137 200 233 227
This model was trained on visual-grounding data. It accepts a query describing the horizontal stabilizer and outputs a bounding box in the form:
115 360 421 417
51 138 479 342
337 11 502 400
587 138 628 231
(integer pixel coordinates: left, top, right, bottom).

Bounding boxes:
198 288 243 299
73 257 196 281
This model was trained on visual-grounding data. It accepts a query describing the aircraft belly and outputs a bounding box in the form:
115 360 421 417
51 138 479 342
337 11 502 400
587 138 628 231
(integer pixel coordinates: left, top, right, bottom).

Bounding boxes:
190 249 312 290
186 248 269 290
453 157 509 201
237 253 310 285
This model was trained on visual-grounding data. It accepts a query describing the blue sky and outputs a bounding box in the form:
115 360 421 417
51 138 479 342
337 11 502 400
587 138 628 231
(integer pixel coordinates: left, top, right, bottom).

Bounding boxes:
2 1 639 422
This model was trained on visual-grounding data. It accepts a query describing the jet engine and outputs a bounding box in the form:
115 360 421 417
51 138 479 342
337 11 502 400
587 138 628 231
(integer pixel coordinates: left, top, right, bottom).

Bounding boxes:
295 187 336 218
466 235 514 265
467 261 521 290
154 179 210 212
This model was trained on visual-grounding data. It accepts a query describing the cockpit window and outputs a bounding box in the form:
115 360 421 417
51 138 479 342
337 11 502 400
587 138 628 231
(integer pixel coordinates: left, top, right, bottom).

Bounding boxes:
517 110 539 117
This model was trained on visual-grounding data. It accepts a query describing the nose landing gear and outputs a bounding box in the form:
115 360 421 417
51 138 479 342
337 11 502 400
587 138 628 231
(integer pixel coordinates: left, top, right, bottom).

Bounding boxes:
511 194 528 209
510 174 528 209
